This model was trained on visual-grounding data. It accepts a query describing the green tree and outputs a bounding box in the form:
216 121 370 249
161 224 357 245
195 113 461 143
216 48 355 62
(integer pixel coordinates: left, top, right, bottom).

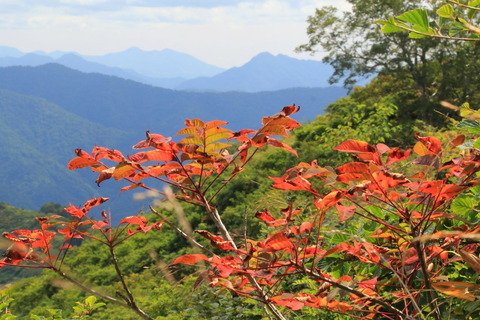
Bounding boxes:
296 0 480 111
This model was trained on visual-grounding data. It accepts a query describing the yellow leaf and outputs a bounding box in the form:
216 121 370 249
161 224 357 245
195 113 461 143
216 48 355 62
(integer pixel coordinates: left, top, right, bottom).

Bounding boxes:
113 163 136 180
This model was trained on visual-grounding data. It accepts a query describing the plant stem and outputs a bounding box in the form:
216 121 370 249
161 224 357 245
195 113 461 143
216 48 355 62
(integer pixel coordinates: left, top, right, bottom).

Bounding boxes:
109 246 153 320
54 269 152 319
412 241 441 320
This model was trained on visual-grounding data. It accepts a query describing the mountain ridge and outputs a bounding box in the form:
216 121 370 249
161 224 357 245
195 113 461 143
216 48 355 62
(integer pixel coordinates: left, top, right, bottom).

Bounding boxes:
0 46 338 92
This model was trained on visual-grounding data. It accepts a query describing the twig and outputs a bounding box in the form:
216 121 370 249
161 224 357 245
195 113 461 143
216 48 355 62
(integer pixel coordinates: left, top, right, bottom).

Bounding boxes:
109 246 153 320
149 206 214 256
54 269 153 319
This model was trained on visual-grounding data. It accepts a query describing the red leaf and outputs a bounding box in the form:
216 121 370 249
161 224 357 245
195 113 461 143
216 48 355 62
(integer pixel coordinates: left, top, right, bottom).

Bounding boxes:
93 147 125 162
386 148 412 165
270 176 319 195
195 230 235 250
83 197 109 212
262 231 294 251
255 210 275 223
313 191 342 211
450 134 465 147
91 221 109 229
334 140 376 153
170 254 209 265
64 204 86 219
414 134 442 155
129 150 175 163
120 183 144 192
96 167 114 186
133 132 171 149
358 277 378 290
299 221 314 234
67 157 99 170
271 295 305 310
336 204 356 223
113 163 137 180
279 104 300 116
119 216 147 226
376 143 390 154
336 162 370 174
267 138 298 156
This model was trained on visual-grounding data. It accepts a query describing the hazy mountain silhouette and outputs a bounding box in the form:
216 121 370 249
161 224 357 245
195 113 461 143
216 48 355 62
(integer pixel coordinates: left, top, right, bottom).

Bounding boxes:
83 47 224 79
0 46 343 92
177 52 334 92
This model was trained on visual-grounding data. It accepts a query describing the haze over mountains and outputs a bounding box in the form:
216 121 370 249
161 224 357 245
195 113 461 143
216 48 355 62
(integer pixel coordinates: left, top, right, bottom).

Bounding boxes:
0 46 348 217
0 46 333 92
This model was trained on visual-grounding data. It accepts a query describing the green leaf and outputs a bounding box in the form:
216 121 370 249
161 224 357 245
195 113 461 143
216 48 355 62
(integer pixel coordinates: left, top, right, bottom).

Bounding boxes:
468 0 480 19
458 119 480 133
85 295 97 306
437 4 454 18
381 22 406 33
409 32 427 39
397 9 429 29
450 195 476 217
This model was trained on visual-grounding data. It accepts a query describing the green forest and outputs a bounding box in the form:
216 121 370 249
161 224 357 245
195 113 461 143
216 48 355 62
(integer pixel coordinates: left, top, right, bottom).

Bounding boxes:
1 1 480 319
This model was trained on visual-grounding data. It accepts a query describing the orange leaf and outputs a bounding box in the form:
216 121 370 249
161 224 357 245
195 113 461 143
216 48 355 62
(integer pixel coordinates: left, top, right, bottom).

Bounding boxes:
336 204 356 223
334 140 376 153
120 183 144 193
113 163 137 180
459 249 480 274
67 157 99 170
170 254 209 265
450 134 465 147
267 138 298 156
279 104 300 116
195 230 235 250
205 120 228 130
432 281 477 301
386 148 411 165
313 191 342 211
120 216 147 226
262 231 294 251
414 134 442 155
129 150 175 163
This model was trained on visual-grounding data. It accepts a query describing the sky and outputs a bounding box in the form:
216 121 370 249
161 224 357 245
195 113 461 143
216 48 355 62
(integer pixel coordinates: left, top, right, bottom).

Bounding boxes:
1 0 351 68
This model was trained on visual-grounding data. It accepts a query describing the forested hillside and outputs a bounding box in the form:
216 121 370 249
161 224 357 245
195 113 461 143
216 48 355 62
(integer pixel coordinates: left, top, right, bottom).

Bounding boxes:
0 65 346 215
0 64 346 134
0 89 131 211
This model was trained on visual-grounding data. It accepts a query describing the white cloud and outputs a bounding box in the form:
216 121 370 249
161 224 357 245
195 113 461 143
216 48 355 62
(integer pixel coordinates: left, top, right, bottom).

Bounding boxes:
0 0 351 67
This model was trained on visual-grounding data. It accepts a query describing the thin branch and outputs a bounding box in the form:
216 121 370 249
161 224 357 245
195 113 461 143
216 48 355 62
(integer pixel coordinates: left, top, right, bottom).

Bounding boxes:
149 206 214 255
388 22 480 41
412 240 441 320
54 269 152 320
453 16 480 35
108 245 152 320
447 0 480 11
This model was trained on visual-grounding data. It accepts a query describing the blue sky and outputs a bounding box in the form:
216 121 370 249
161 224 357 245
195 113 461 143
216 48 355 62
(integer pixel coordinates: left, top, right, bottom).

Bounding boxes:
1 0 350 68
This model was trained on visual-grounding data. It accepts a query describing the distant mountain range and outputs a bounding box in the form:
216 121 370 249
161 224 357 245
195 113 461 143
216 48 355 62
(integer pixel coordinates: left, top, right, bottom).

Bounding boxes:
0 46 335 92
0 64 347 217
